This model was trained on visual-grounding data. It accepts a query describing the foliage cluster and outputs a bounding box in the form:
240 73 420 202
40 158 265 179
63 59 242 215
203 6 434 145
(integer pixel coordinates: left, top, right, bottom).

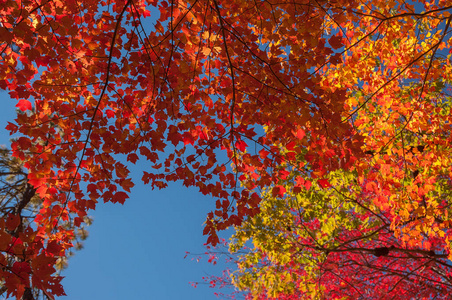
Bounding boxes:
1 0 452 298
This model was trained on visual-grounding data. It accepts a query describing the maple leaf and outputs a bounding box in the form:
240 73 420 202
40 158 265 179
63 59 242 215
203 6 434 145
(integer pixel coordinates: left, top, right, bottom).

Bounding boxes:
271 186 286 198
127 153 139 164
317 179 331 188
328 34 343 50
15 99 32 111
6 214 20 231
111 191 129 204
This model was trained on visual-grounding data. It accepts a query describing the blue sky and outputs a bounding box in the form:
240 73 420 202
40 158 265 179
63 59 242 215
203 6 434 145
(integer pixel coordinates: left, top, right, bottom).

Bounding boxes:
0 91 235 299
59 182 231 300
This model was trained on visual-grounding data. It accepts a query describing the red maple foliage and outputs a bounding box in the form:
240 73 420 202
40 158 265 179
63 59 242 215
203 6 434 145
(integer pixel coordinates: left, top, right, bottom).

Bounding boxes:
1 0 452 298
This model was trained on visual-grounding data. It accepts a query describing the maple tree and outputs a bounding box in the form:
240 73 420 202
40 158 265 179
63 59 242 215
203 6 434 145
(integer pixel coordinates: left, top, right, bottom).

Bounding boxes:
198 1 452 298
223 168 452 299
0 147 89 299
1 0 452 298
0 147 54 300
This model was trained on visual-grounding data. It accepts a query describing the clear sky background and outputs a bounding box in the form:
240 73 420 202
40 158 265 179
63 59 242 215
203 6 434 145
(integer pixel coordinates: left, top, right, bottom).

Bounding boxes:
0 90 234 299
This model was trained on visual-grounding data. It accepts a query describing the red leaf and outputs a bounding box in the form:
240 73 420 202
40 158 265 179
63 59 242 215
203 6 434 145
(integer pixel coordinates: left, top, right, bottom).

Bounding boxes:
35 55 51 67
272 185 286 198
6 214 20 231
235 140 247 152
12 261 31 275
329 34 343 49
318 179 331 188
182 132 195 146
106 110 115 118
120 178 134 192
5 122 18 133
46 240 63 256
294 128 305 140
127 153 139 164
295 176 305 187
112 191 128 204
16 99 32 111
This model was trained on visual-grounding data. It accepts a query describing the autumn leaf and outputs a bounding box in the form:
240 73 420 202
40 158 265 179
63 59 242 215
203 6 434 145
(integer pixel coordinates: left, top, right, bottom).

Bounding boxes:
6 214 20 231
15 99 32 111
317 179 331 188
328 34 343 50
112 191 128 204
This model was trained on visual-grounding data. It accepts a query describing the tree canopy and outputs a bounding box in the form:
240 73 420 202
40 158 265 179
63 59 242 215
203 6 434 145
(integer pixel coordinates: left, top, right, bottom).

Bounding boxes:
1 0 452 298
